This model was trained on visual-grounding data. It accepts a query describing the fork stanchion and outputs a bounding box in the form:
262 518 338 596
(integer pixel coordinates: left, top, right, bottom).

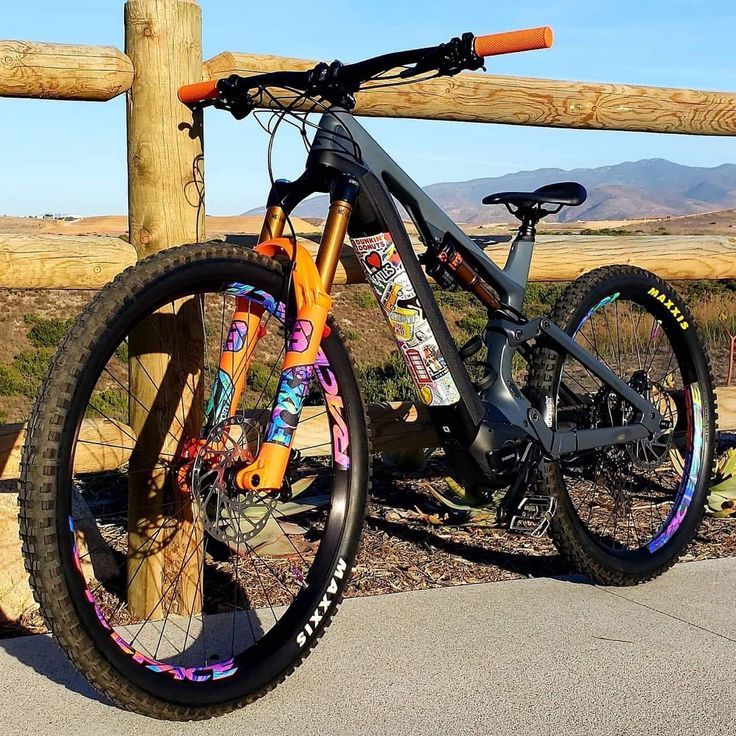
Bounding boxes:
125 0 206 621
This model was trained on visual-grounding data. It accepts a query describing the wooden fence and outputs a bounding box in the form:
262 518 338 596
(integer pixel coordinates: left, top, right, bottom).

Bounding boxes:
1 0 735 619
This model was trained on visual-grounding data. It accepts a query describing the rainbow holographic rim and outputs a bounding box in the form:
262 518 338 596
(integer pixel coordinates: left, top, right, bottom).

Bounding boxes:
66 283 352 681
580 292 620 327
647 382 704 553
574 293 705 554
69 516 238 683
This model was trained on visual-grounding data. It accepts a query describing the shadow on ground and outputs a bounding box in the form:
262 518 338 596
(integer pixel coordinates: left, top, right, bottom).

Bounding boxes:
0 632 109 705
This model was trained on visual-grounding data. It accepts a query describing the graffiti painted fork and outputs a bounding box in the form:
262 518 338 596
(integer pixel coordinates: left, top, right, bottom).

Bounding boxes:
233 238 335 492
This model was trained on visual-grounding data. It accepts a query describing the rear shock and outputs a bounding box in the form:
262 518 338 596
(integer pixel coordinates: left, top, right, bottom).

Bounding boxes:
421 236 503 392
424 236 503 312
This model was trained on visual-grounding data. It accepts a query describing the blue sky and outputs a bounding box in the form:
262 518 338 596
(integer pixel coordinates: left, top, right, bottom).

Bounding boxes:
1 0 735 216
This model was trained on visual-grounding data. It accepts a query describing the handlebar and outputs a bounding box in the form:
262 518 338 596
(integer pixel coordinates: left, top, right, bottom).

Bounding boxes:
178 28 554 110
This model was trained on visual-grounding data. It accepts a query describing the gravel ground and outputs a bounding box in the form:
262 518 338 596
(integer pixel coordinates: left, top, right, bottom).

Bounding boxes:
4 457 734 639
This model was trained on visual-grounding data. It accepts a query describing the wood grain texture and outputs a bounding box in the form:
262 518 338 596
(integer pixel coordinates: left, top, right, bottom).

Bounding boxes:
294 389 736 455
331 235 736 286
6 380 731 480
250 401 441 457
0 40 133 101
511 235 736 282
0 403 433 480
716 386 736 432
0 234 137 289
1 235 733 289
125 0 204 619
126 0 205 258
0 418 136 482
204 52 736 136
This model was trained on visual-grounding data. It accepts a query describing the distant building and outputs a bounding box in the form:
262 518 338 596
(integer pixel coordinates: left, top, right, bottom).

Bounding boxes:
40 213 81 221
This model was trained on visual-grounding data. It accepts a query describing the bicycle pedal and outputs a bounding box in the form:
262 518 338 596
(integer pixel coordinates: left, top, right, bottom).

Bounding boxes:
508 496 557 537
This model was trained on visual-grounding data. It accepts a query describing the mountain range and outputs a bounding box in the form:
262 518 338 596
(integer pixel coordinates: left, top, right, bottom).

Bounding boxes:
247 159 736 224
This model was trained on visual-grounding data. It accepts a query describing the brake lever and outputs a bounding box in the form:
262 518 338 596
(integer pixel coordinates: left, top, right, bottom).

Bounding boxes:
400 33 484 79
211 76 258 120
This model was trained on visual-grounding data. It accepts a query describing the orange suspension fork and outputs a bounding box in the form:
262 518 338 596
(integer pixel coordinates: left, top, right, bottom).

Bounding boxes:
204 206 287 432
235 176 359 492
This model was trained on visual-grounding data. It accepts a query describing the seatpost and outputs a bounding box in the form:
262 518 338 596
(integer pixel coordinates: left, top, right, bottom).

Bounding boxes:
518 214 537 240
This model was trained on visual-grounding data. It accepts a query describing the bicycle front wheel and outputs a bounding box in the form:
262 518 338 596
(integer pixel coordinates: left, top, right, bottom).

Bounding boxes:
19 242 370 719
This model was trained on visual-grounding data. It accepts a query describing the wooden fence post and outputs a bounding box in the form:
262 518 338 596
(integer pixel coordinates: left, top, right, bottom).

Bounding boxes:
124 0 205 620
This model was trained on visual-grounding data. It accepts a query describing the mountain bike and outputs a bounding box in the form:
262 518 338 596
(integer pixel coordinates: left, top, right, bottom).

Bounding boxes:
19 26 715 719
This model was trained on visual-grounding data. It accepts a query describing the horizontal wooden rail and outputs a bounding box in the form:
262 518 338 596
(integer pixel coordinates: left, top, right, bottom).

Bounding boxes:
496 235 736 282
0 234 137 289
326 235 736 286
0 41 134 101
286 401 439 457
0 418 135 481
2 389 735 480
0 402 434 480
1 235 733 290
204 52 736 136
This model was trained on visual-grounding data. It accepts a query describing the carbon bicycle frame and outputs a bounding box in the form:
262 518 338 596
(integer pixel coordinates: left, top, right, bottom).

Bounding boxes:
219 107 665 492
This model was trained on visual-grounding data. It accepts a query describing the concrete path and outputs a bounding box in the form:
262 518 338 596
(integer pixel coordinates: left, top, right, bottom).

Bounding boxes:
1 558 734 736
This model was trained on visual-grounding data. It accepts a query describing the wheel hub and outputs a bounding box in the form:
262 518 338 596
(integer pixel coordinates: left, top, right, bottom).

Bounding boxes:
190 416 279 546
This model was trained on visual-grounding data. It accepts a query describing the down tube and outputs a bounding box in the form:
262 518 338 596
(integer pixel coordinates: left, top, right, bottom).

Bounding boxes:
350 231 460 407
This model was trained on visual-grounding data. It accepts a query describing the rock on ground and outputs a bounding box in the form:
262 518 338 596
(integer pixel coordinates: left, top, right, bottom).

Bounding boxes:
0 493 35 623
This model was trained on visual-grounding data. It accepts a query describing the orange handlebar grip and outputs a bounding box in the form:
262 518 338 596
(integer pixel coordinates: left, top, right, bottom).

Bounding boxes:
474 27 553 58
178 80 219 106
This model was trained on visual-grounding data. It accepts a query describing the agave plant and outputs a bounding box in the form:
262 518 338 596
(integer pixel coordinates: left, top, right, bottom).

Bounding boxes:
219 475 330 556
707 448 736 518
426 476 505 527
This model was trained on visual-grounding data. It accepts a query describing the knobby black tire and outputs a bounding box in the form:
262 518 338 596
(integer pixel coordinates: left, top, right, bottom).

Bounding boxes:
18 242 371 720
527 265 716 585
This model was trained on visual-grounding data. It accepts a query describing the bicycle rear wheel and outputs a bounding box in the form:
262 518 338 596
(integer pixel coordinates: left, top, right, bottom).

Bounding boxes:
528 266 715 585
19 243 370 719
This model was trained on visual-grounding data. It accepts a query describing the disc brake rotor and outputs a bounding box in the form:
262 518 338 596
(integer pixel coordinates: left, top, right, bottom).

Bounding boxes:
627 377 676 471
191 416 278 546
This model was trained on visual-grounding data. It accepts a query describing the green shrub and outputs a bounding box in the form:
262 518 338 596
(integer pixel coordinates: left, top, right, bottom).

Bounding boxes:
12 349 54 397
115 343 129 363
88 388 128 422
247 361 279 396
522 283 565 317
341 327 360 342
349 288 376 310
359 352 417 403
23 314 72 349
579 227 629 236
0 365 26 396
431 286 474 311
456 312 487 337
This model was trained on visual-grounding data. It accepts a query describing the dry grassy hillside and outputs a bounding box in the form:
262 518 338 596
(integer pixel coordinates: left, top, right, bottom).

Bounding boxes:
539 209 736 236
0 214 318 238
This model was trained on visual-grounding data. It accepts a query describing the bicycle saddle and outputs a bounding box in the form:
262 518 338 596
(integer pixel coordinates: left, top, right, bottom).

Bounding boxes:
482 181 587 208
